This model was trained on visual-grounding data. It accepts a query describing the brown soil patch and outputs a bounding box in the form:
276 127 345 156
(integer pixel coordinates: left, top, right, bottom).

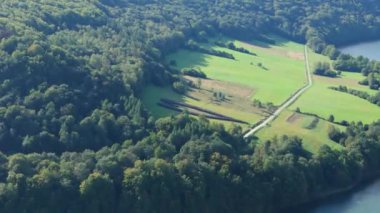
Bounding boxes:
183 77 269 117
286 112 301 123
314 75 362 88
184 76 255 99
287 51 304 60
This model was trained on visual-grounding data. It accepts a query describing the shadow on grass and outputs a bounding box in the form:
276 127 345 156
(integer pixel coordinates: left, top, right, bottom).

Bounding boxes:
168 49 210 71
244 34 290 49
140 85 189 118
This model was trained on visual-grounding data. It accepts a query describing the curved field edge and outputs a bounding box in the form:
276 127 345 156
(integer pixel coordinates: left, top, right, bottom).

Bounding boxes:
166 35 307 105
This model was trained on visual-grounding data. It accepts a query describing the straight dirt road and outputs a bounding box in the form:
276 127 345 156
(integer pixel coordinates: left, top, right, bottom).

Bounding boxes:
244 45 313 138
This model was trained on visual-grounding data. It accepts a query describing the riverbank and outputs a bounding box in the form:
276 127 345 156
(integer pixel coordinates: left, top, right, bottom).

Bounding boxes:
338 39 380 60
333 34 380 48
284 171 380 212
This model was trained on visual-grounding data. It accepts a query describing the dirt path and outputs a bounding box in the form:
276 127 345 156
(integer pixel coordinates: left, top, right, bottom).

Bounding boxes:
244 45 313 138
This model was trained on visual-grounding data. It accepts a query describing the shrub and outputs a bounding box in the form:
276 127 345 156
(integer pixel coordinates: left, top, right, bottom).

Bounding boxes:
182 68 207 78
172 81 188 94
314 62 338 77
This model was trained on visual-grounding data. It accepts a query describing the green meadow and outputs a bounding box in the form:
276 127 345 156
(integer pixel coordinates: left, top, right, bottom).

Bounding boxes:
143 35 380 153
167 35 306 105
142 35 308 128
258 110 343 152
260 48 380 152
289 49 380 124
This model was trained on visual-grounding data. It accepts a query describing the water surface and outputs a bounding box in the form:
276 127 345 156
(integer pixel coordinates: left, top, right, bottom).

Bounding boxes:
303 40 380 212
339 40 380 60
307 180 380 213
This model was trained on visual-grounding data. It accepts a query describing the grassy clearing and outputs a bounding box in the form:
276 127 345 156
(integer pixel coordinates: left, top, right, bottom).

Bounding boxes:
238 34 305 53
258 110 343 152
289 49 380 124
307 50 376 94
260 48 380 153
144 35 380 153
141 85 263 128
142 35 307 128
167 35 306 105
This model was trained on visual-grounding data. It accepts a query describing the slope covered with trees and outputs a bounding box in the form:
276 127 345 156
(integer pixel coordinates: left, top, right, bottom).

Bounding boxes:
1 0 380 153
0 0 380 212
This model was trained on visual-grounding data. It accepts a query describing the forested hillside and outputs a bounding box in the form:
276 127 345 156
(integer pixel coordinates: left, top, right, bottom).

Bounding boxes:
0 0 380 212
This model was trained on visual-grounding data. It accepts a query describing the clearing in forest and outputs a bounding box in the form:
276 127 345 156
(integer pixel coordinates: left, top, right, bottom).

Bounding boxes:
259 48 380 152
167 35 307 105
142 84 264 128
258 110 343 152
290 50 380 124
142 35 307 127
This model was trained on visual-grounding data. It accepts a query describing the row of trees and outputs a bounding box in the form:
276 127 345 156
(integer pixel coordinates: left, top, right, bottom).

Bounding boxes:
330 86 380 106
333 55 380 89
314 62 340 78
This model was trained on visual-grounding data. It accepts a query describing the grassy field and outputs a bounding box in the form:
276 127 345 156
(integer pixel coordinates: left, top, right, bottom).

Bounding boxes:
259 48 380 152
141 85 263 128
258 110 343 152
306 49 377 94
143 35 380 153
142 35 307 128
167 35 307 105
289 49 380 124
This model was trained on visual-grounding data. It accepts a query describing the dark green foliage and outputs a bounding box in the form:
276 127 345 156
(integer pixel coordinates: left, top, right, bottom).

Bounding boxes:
1 0 380 212
314 62 338 78
215 41 255 55
334 55 380 74
333 55 380 90
0 113 377 212
306 117 319 129
182 68 207 79
328 126 345 143
368 73 380 90
0 0 379 152
80 173 116 213
185 40 235 60
322 45 340 60
328 115 335 122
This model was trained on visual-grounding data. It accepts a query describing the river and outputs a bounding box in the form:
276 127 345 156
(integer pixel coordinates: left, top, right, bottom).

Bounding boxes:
302 180 380 213
339 40 380 61
301 40 380 212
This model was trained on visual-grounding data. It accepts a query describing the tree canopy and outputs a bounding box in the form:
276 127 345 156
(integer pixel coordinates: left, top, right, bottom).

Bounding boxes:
1 0 380 212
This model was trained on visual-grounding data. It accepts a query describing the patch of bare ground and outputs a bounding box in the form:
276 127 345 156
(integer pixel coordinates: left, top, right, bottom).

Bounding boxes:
286 51 304 60
184 76 255 99
313 75 361 88
184 76 268 117
286 112 301 123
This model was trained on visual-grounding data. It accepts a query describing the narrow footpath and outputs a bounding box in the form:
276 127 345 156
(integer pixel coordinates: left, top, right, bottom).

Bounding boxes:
244 45 313 138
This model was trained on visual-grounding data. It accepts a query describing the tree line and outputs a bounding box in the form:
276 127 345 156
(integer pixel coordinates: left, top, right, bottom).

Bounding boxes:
1 0 380 212
0 114 378 212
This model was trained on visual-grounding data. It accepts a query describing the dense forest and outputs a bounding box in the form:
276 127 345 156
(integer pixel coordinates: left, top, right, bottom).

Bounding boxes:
1 0 380 212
